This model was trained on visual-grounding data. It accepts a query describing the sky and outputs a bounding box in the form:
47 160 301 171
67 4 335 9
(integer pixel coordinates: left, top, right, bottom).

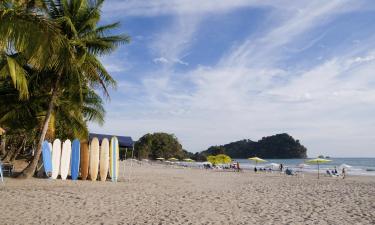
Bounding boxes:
89 0 375 157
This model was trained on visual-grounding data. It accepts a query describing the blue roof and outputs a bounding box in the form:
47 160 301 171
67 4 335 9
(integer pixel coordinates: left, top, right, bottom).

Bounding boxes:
89 133 134 148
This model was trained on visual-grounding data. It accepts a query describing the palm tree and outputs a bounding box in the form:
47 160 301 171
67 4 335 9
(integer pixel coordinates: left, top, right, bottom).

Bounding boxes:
0 67 107 163
0 1 67 98
19 0 129 177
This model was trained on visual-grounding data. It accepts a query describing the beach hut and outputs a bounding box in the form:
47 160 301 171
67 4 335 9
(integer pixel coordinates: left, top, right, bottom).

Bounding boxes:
89 133 134 160
306 158 332 179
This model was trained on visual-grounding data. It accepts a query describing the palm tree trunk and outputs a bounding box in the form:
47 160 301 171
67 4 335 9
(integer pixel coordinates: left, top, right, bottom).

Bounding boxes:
0 135 6 157
2 144 15 162
10 138 26 162
18 75 61 178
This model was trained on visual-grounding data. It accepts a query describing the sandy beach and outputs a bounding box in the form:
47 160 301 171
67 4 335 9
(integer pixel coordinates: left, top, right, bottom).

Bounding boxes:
1 161 375 225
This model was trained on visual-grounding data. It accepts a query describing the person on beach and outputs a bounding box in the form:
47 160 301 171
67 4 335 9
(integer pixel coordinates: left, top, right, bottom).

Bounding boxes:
236 162 240 172
254 167 257 173
279 163 284 172
342 167 346 179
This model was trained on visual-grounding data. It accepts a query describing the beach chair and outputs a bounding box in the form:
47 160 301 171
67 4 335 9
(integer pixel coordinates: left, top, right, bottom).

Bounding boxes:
1 162 13 176
0 161 3 182
285 169 295 176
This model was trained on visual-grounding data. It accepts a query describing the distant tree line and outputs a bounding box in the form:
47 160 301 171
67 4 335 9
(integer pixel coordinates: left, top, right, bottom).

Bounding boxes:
134 133 186 160
200 133 307 159
134 133 307 161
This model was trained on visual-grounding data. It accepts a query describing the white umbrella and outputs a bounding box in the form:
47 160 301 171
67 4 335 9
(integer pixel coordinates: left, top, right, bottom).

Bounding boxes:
297 163 310 168
339 164 352 169
265 163 279 168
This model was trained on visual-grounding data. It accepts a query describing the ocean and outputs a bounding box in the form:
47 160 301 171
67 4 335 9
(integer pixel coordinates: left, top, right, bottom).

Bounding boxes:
233 158 375 176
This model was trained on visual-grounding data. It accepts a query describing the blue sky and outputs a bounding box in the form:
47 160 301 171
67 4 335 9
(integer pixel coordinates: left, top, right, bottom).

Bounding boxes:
89 0 375 157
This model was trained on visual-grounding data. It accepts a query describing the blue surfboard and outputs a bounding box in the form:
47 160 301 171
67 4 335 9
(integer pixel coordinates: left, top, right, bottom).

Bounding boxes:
71 139 80 180
42 141 52 177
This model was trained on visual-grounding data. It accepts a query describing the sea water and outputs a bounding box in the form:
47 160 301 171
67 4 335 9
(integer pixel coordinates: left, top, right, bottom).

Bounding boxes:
234 158 375 176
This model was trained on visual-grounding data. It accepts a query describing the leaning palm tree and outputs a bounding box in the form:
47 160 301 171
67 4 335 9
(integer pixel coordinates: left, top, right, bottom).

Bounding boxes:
19 0 129 177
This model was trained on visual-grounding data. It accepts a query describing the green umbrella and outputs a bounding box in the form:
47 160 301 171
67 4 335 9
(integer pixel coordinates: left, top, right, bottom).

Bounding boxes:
306 158 332 179
248 157 267 166
168 157 178 161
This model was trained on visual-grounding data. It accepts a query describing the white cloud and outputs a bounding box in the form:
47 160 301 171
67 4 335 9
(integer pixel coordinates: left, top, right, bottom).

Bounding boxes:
153 57 169 64
153 57 189 66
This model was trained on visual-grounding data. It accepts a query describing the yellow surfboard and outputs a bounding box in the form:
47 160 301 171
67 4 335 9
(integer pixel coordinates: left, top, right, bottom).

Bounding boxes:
89 137 100 181
99 138 109 181
80 140 89 180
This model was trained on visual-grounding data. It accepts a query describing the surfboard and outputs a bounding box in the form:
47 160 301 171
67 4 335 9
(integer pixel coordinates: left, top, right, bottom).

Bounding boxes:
109 136 119 182
71 139 80 180
89 137 100 181
60 139 71 180
99 138 109 181
48 142 52 153
42 141 52 177
80 140 89 180
51 139 61 179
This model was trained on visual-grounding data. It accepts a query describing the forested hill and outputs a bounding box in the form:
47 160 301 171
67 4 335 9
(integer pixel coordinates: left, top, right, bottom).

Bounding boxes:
200 133 307 159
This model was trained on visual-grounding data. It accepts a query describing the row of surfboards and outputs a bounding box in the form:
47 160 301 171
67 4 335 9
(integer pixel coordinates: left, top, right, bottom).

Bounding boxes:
41 137 119 182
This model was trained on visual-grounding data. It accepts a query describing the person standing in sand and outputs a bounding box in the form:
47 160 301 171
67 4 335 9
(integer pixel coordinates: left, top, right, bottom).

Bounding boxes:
342 167 346 179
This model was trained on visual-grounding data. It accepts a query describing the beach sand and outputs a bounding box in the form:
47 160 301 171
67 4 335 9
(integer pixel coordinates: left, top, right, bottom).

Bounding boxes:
1 161 374 225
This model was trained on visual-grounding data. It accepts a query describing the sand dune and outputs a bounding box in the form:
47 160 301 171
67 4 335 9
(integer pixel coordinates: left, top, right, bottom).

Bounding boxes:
0 162 374 225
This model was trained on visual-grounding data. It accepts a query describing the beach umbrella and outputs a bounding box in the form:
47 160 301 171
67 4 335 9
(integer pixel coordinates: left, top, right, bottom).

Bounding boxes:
168 157 179 161
297 163 310 168
183 158 193 162
269 163 279 167
339 164 352 169
248 157 267 167
339 164 352 171
264 163 279 169
306 158 332 179
156 157 165 161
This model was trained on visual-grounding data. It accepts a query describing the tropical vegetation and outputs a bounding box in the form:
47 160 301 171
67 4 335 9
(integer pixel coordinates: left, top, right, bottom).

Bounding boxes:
134 132 187 160
200 133 307 159
0 0 129 177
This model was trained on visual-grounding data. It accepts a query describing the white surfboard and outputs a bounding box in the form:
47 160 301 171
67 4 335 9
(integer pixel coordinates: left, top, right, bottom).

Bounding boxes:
89 137 100 181
109 137 119 182
99 138 109 181
52 139 62 179
60 139 72 180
